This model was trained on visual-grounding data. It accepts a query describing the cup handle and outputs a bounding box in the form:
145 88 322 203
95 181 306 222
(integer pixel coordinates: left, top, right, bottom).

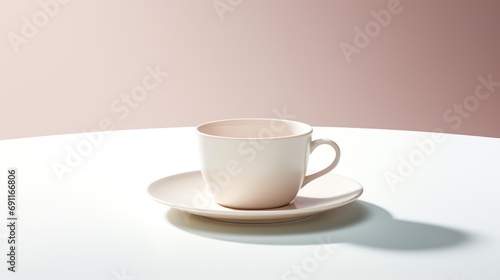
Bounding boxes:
301 139 341 188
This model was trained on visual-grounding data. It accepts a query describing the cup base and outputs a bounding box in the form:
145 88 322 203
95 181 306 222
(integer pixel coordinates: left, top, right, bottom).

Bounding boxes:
216 200 295 210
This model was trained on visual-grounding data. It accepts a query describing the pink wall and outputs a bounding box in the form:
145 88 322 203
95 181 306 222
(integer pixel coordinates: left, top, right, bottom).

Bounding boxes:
1 0 499 140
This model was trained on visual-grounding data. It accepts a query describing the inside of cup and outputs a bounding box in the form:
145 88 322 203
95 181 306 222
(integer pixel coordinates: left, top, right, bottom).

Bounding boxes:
197 119 312 139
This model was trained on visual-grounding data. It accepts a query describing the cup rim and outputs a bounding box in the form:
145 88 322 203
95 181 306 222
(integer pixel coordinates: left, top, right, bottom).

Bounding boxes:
196 118 313 140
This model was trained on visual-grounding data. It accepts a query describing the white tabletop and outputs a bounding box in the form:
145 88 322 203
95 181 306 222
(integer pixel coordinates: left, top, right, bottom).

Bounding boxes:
0 127 499 279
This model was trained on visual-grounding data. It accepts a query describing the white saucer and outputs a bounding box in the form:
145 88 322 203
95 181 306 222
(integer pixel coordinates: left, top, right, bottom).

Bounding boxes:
147 171 363 224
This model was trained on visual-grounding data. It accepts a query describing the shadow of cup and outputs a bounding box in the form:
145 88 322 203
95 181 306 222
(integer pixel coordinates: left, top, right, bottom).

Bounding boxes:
167 200 470 250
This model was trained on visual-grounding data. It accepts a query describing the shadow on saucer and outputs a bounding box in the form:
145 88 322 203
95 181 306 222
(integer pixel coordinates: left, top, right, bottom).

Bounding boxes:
166 200 470 250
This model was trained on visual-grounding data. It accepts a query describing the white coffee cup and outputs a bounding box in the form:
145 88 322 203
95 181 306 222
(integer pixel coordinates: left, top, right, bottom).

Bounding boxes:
196 118 340 209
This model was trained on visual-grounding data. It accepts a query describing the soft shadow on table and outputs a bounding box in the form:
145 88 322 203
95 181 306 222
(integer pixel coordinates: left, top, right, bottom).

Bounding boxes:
166 201 470 250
